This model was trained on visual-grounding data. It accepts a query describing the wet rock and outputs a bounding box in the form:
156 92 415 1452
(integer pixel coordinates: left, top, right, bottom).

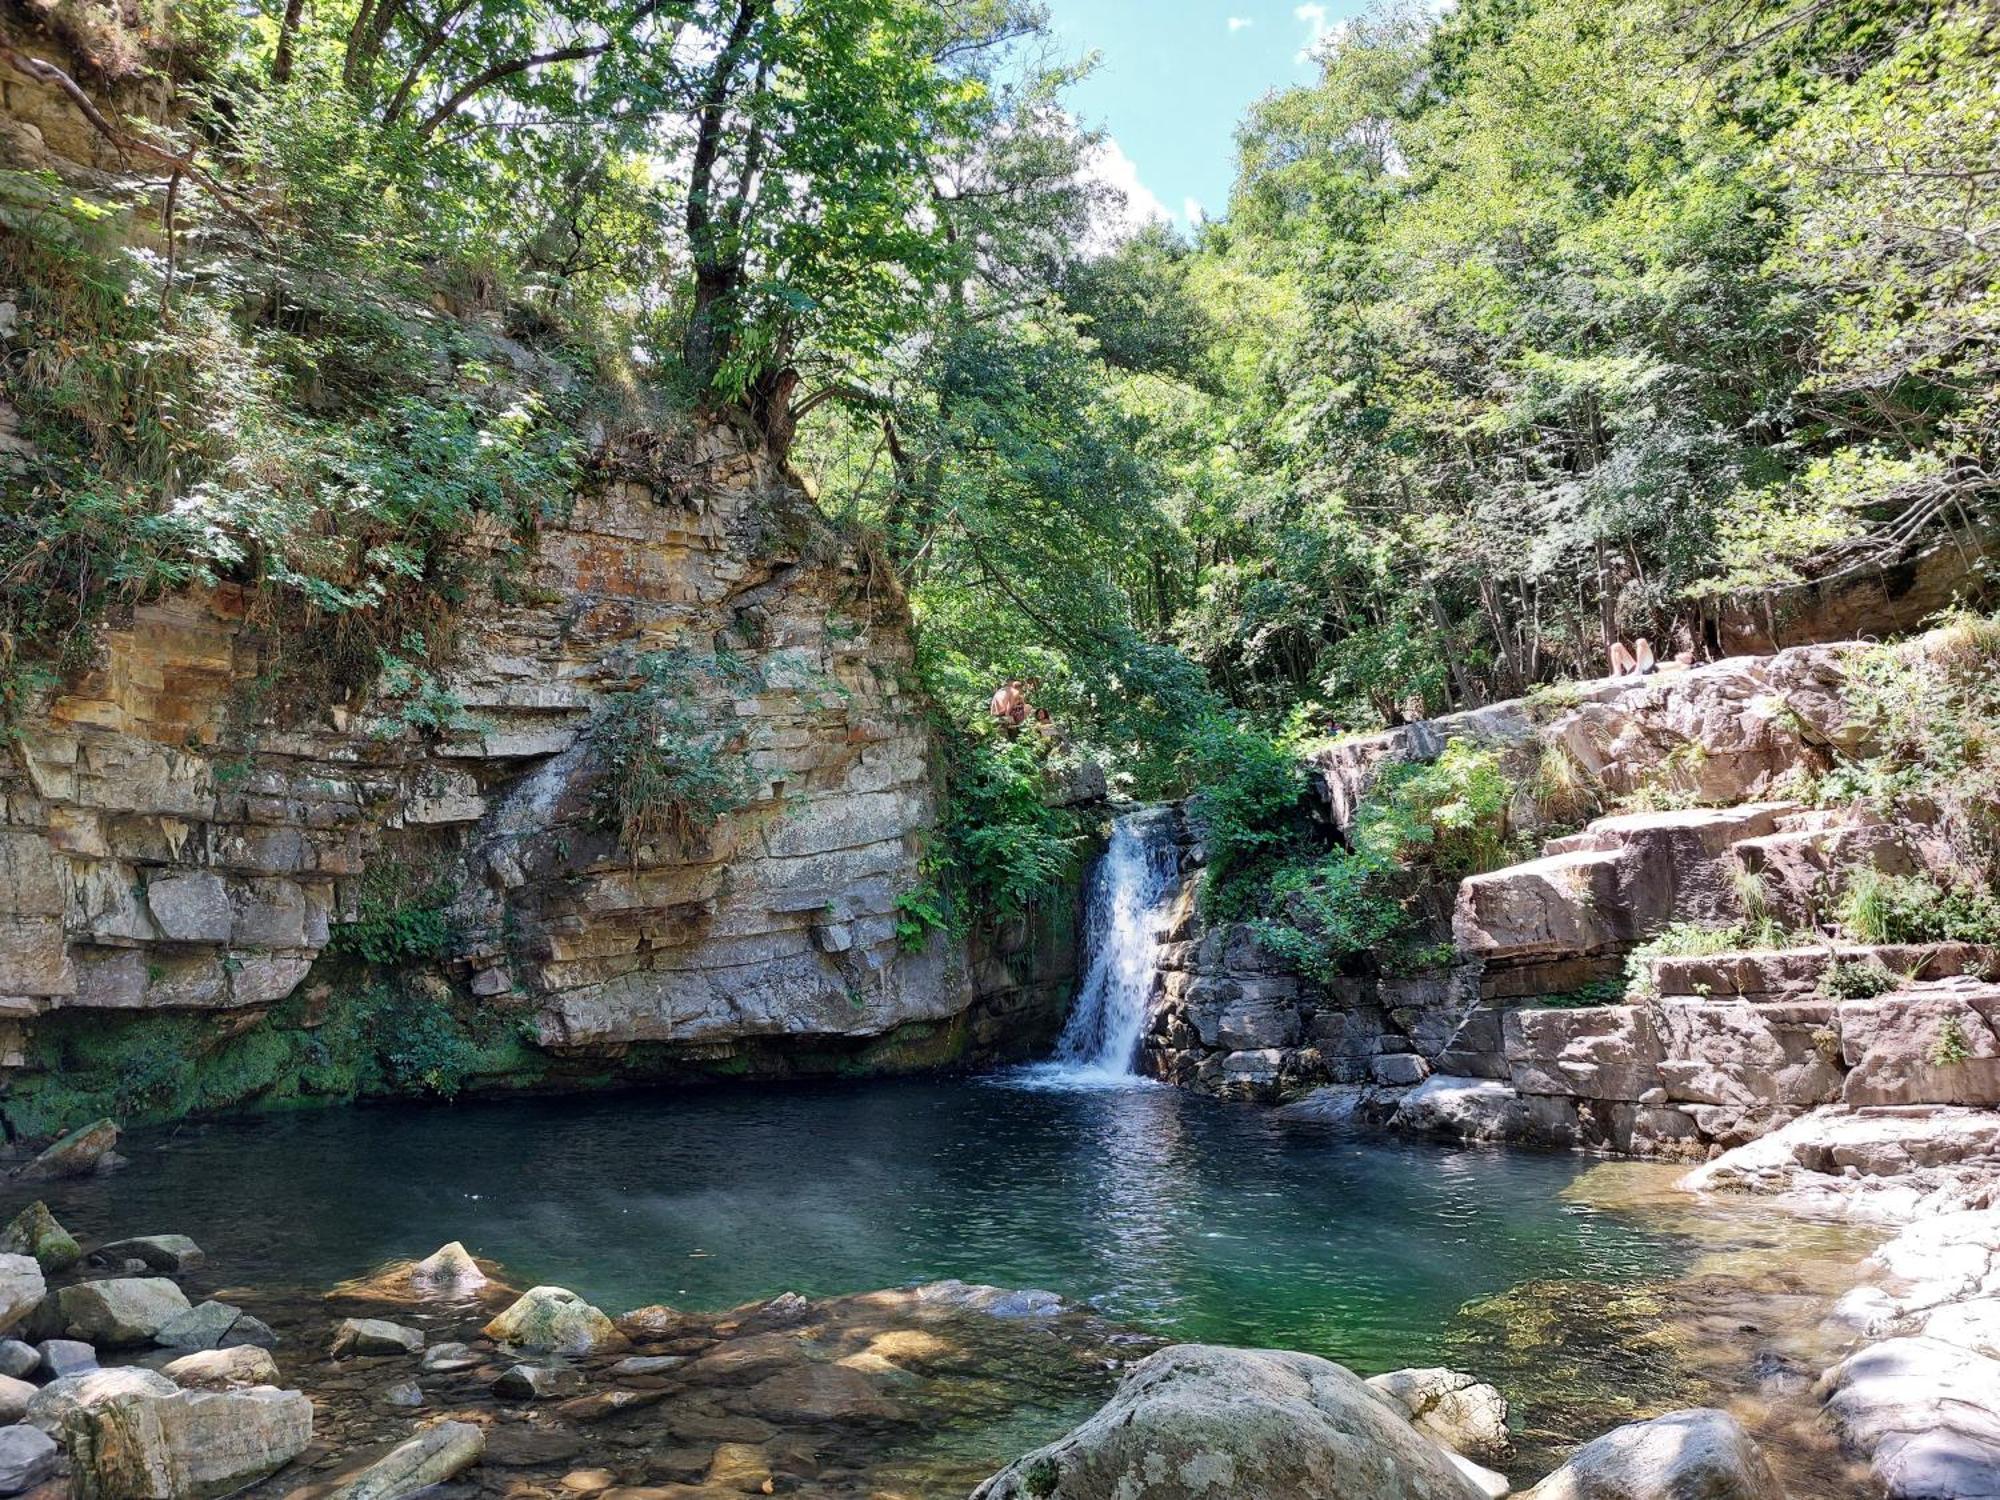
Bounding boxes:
493 1362 587 1401
153 1300 256 1352
972 1344 1490 1500
0 1372 35 1421
37 1337 97 1378
1524 1408 1783 1500
0 1426 57 1496
554 1387 665 1423
1817 1336 2000 1499
0 1256 45 1335
0 1339 37 1379
686 1333 808 1385
14 1119 120 1181
483 1286 622 1356
613 1305 686 1340
407 1241 488 1297
51 1368 314 1500
1391 1077 1532 1143
60 1278 190 1346
162 1345 280 1391
221 1312 279 1350
911 1281 1062 1319
0 1203 80 1272
705 1441 771 1492
381 1380 424 1408
558 1470 617 1495
747 1363 906 1424
85 1236 205 1275
331 1318 425 1357
1365 1366 1510 1463
324 1420 484 1500
419 1341 481 1373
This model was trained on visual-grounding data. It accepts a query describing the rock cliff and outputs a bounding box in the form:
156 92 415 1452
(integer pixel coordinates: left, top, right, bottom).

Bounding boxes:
0 419 1075 1133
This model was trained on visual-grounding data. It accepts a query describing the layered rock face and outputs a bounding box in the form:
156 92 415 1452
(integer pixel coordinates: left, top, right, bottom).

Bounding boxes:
0 422 1064 1123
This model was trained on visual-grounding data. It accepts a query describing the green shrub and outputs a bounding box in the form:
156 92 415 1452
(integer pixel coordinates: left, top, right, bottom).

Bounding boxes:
1625 921 1749 996
328 859 454 965
1835 870 2000 946
592 650 761 854
1818 957 1899 1000
939 732 1087 923
1356 739 1515 878
1184 715 1312 911
1931 1012 1973 1067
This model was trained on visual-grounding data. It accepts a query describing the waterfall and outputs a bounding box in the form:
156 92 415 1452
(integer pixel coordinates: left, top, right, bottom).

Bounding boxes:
1029 807 1183 1086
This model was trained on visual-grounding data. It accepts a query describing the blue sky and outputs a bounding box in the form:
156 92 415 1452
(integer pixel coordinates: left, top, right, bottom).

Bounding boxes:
1045 1 1365 229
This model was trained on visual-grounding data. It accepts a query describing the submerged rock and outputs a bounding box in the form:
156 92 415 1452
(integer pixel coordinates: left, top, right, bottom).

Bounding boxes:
86 1236 205 1275
1366 1366 1511 1463
419 1341 481 1373
324 1420 485 1500
971 1343 1492 1500
1524 1408 1783 1500
408 1241 489 1297
0 1202 81 1272
153 1299 271 1352
1817 1336 2000 1499
162 1345 280 1391
483 1286 622 1356
493 1362 587 1401
60 1277 191 1346
331 1318 425 1357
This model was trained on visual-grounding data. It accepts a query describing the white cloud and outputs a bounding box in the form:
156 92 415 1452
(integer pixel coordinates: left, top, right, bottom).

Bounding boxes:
1295 2 1346 62
1079 136 1170 248
1182 197 1206 228
1226 15 1253 31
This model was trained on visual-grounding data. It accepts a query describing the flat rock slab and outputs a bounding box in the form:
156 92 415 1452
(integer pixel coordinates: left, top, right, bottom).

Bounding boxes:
1818 1336 2000 1499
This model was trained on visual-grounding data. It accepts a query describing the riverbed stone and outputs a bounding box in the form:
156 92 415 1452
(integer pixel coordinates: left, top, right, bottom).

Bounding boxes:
60 1277 190 1346
0 1339 37 1378
86 1236 205 1275
153 1300 249 1351
163 1345 280 1390
1524 1408 1782 1500
408 1241 488 1296
747 1363 907 1424
1922 1297 2000 1358
52 1368 314 1500
1365 1367 1510 1463
0 1426 57 1495
0 1255 45 1335
971 1343 1491 1500
1390 1076 1531 1142
39 1337 98 1377
0 1372 36 1421
493 1362 587 1401
420 1341 481 1373
331 1318 425 1357
324 1419 485 1500
0 1202 80 1271
483 1286 622 1355
1817 1336 2000 1498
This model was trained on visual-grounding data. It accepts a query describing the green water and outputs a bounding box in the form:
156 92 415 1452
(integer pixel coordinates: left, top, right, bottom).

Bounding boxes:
14 1073 1685 1375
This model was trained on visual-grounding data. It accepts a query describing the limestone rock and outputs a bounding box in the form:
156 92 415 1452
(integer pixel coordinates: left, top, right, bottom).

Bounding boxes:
1818 1337 2000 1499
1391 1077 1531 1142
53 1368 314 1500
0 1202 81 1271
0 1425 57 1496
15 1118 120 1180
60 1278 191 1346
1365 1367 1510 1463
971 1344 1492 1500
0 1255 45 1335
483 1286 622 1355
1525 1408 1783 1500
86 1236 205 1275
331 1318 425 1357
163 1345 280 1390
1922 1297 2000 1359
325 1420 485 1500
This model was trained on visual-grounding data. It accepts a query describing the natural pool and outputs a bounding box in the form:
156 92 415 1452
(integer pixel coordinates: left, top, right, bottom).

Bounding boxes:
6 1074 1879 1494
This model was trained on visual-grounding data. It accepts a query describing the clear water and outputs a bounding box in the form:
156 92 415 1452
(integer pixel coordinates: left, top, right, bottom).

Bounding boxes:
1033 807 1184 1084
12 1078 1684 1375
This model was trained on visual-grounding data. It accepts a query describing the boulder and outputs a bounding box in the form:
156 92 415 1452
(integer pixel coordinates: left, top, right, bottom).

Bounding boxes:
0 1371 35 1421
1922 1297 2000 1359
1525 1408 1782 1500
482 1286 621 1356
1391 1077 1532 1143
1817 1336 2000 1499
0 1339 37 1379
86 1236 205 1275
0 1426 57 1496
0 1202 81 1271
1365 1367 1510 1462
746 1363 906 1424
331 1318 425 1357
153 1300 266 1352
14 1118 120 1181
55 1370 314 1500
163 1345 280 1390
0 1255 45 1334
60 1278 191 1346
27 1367 177 1437
971 1344 1492 1500
38 1337 99 1378
324 1420 485 1500
408 1241 489 1297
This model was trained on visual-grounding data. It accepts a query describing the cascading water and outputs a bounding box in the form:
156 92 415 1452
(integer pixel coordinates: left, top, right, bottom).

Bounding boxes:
1019 806 1184 1087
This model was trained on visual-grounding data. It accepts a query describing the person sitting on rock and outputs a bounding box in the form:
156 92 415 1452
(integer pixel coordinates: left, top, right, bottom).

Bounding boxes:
1607 639 1658 678
989 679 1028 729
